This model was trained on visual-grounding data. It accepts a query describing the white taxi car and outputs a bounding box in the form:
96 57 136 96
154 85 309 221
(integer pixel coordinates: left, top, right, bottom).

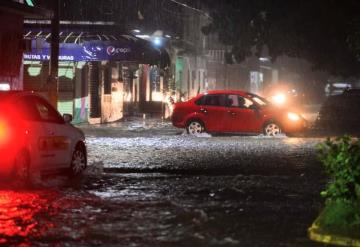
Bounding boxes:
0 91 86 181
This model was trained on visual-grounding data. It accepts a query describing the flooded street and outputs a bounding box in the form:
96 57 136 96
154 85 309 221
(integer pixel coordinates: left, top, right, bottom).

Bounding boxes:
0 124 328 246
2 0 359 245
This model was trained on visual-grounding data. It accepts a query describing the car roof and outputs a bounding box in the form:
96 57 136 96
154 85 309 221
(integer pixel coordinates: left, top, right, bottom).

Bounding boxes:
205 90 249 96
0 91 42 103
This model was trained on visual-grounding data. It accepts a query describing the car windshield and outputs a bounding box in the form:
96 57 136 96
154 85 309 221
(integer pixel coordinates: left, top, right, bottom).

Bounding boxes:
247 94 269 106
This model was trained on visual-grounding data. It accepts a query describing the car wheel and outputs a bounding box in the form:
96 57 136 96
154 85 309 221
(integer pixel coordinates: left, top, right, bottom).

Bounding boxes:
263 122 282 136
13 150 30 182
70 145 87 177
187 120 205 135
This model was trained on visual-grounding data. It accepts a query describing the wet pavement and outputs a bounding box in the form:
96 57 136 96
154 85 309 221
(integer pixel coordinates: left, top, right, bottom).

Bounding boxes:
0 119 329 246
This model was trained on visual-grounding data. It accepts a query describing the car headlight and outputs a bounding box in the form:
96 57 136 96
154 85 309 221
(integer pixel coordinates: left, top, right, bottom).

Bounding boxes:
271 93 286 105
287 112 300 121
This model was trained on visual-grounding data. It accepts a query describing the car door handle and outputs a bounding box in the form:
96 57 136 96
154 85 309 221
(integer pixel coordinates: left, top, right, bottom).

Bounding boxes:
227 111 236 116
199 108 208 114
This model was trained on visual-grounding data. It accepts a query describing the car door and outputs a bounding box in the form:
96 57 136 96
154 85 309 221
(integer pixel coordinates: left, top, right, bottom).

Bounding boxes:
15 96 53 170
197 94 229 132
225 94 262 133
33 97 72 169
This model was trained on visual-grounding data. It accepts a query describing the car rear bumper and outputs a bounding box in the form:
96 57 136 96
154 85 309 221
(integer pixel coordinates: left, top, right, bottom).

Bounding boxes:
171 116 186 128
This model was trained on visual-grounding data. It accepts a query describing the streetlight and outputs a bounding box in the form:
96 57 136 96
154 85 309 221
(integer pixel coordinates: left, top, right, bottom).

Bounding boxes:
152 37 162 47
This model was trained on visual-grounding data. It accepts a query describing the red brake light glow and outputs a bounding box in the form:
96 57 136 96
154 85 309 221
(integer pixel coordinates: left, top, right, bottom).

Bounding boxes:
0 119 11 146
0 105 26 152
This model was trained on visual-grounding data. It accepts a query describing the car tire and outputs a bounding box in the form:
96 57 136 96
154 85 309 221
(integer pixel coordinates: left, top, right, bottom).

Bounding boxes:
187 120 205 135
263 122 282 136
13 150 30 183
69 145 87 177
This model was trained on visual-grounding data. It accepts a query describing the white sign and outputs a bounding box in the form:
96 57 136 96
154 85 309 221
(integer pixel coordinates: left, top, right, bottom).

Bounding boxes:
106 46 131 56
23 54 75 61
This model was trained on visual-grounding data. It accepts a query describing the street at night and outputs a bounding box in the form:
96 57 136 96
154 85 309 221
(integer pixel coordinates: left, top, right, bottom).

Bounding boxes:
2 0 360 246
0 122 327 246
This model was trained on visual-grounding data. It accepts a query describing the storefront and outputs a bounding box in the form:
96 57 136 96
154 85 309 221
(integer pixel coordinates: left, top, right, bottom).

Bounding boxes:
23 31 170 123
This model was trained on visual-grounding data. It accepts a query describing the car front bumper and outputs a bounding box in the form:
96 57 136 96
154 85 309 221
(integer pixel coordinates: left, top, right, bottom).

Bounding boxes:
282 117 308 133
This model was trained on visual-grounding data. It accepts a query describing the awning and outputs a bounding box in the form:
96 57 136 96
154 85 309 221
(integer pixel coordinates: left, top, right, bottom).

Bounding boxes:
23 31 170 68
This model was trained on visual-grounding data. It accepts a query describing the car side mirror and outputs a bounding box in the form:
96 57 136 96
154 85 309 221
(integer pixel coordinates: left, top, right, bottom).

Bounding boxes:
63 113 73 123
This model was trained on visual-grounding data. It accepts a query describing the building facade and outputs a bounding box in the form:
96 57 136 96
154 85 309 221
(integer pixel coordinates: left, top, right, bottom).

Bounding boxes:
23 29 169 123
170 4 279 101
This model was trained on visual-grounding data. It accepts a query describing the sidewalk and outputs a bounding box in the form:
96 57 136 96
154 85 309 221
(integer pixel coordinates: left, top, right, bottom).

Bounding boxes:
77 117 183 138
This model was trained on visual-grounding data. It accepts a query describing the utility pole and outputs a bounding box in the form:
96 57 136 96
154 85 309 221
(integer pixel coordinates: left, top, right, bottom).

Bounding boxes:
48 0 60 109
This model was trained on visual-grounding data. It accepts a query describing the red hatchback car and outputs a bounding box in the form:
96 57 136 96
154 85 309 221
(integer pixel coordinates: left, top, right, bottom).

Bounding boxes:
171 90 307 136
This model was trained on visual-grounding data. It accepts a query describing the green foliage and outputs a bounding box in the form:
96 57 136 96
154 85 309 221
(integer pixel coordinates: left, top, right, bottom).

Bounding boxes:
321 201 360 228
317 136 360 202
317 200 360 238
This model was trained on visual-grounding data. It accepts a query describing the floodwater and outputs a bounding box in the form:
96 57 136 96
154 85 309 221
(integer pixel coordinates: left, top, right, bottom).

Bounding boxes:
0 128 328 246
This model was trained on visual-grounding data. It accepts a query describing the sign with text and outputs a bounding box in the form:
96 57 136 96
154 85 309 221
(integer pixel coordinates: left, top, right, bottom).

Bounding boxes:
23 40 138 62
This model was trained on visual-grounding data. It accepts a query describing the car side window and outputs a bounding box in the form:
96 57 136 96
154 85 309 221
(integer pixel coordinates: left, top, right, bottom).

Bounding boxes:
34 98 65 124
241 97 254 108
16 96 41 121
200 94 226 106
226 95 240 107
226 95 254 109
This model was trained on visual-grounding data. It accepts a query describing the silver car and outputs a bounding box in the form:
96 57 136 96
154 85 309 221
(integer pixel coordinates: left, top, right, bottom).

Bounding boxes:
0 91 87 182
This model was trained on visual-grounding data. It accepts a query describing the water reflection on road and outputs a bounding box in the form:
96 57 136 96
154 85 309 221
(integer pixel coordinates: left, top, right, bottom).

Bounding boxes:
0 189 65 245
0 180 103 246
0 172 325 246
0 190 54 243
0 136 327 246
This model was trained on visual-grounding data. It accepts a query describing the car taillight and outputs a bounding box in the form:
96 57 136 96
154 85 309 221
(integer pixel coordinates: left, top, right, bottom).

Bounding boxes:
0 107 26 151
0 118 12 146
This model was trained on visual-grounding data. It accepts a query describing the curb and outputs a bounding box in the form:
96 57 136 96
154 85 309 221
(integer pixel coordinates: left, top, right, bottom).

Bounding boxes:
308 222 360 246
